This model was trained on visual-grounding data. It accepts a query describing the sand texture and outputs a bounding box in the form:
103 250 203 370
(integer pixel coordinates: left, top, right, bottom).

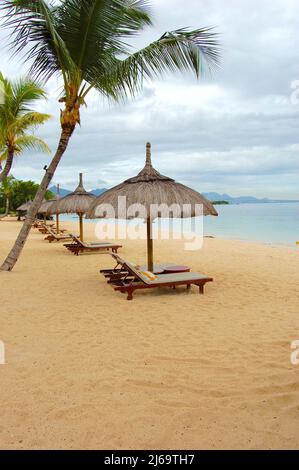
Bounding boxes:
0 219 299 449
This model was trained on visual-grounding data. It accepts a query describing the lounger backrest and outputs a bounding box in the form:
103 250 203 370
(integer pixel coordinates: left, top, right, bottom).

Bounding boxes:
48 228 67 238
111 253 156 284
123 261 156 285
111 253 127 266
70 234 84 246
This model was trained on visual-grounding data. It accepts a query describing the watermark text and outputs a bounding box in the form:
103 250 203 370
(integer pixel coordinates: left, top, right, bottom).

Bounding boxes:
0 341 5 364
291 340 299 365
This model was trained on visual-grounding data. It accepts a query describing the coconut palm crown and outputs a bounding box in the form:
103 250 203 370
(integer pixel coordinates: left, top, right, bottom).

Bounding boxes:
0 73 51 183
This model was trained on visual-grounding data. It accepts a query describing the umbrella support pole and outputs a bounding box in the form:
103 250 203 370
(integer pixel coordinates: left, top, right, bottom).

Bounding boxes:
79 213 84 241
56 214 60 233
147 217 154 272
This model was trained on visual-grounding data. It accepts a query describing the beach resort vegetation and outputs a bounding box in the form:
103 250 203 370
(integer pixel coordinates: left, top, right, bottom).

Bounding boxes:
0 73 51 184
211 200 229 205
0 176 54 216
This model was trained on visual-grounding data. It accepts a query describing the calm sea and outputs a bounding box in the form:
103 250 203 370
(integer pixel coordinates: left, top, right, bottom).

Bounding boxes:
203 202 299 246
61 202 299 247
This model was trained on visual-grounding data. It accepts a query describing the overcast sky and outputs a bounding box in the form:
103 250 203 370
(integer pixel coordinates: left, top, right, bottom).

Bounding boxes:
1 0 299 198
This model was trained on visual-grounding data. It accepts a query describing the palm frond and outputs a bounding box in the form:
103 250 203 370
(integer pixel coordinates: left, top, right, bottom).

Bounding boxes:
0 148 9 163
55 0 152 87
14 135 51 154
92 27 220 100
10 112 51 134
1 2 221 104
11 78 48 114
2 0 76 83
112 0 152 36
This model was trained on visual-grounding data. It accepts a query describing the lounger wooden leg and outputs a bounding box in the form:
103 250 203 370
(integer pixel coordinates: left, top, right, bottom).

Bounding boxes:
127 287 134 300
199 284 204 294
187 284 191 290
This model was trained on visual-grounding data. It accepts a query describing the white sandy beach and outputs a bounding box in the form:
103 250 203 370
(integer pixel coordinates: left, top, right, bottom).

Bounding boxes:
0 218 299 449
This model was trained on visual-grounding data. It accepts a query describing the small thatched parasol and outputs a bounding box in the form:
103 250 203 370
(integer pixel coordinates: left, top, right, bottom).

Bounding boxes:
16 200 33 212
39 184 61 231
37 200 53 223
16 200 34 221
47 173 96 241
87 143 218 271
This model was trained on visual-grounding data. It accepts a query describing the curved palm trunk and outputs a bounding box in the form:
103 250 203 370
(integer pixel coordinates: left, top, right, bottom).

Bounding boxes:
0 150 14 184
0 126 75 271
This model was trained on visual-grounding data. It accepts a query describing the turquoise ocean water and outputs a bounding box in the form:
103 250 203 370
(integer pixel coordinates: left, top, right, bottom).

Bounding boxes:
203 202 299 246
61 202 299 247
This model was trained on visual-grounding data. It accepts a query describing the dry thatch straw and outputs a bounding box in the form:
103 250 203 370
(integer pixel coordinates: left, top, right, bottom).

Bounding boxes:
38 200 54 214
48 174 96 240
37 199 54 223
16 201 33 212
87 143 218 270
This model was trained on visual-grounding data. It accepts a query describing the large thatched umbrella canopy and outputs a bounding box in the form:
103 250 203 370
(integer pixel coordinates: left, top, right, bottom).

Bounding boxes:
87 143 218 271
48 174 96 241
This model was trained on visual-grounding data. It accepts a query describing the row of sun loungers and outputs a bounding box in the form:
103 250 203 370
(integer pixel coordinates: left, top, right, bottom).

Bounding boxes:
34 223 122 253
100 254 213 300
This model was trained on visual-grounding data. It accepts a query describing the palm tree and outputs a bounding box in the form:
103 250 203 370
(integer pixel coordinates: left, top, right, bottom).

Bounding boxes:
0 0 220 271
0 73 51 184
0 175 15 219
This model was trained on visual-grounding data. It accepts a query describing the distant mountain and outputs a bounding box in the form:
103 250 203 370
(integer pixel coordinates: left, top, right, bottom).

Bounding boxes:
203 192 299 204
90 188 107 196
48 187 298 204
49 186 107 197
49 186 71 197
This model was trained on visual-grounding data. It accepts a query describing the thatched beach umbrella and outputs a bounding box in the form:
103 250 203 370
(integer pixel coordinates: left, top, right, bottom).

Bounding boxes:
48 173 96 241
16 200 33 220
16 200 33 212
39 184 61 231
87 143 218 271
38 199 53 223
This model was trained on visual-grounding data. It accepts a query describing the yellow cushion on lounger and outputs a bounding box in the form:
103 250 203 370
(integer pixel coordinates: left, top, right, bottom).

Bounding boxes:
140 271 157 281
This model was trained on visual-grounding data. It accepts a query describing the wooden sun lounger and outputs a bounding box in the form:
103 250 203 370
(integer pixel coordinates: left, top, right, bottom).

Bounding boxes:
63 235 122 255
102 254 213 300
38 224 67 235
38 225 56 234
44 228 73 243
33 221 45 228
100 261 131 280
